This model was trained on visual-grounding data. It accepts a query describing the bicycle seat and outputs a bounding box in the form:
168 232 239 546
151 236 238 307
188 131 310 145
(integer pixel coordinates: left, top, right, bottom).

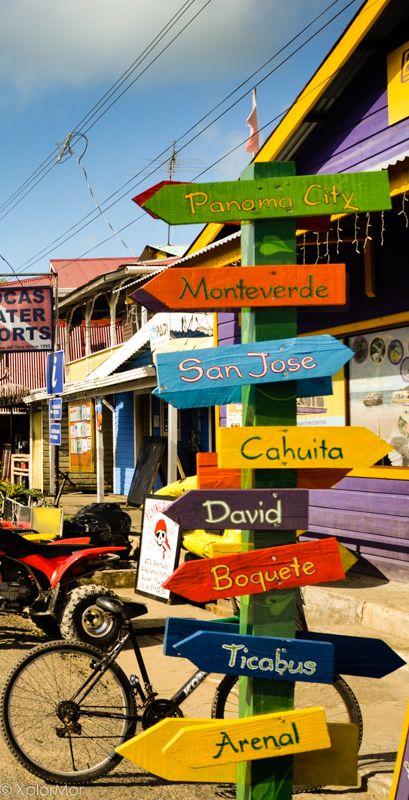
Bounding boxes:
96 596 148 620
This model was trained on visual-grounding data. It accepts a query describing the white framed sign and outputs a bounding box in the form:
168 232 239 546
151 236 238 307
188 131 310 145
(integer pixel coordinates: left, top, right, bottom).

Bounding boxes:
135 496 181 602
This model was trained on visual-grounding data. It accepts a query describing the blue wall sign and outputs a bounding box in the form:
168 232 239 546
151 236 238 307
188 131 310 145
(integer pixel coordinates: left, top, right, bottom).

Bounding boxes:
50 422 62 446
46 350 64 396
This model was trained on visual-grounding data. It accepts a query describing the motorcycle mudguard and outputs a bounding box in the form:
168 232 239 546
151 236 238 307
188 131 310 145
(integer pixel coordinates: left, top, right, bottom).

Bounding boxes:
20 546 128 588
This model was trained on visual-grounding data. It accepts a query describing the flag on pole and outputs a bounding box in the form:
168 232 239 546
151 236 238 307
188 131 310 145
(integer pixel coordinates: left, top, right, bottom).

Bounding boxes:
245 88 259 154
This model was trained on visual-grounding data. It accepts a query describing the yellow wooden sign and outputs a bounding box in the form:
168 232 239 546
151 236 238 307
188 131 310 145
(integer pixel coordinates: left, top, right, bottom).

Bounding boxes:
389 700 409 799
117 720 358 786
219 426 392 470
163 707 329 767
387 40 409 126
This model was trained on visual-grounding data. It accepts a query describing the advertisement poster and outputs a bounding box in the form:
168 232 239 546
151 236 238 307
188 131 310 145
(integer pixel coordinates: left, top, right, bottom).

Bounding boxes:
0 285 53 352
68 400 95 472
297 367 346 428
222 370 346 430
135 496 181 602
349 325 409 465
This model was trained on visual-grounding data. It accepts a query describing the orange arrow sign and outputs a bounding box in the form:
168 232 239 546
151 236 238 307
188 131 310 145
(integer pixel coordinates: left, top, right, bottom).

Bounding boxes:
132 263 346 312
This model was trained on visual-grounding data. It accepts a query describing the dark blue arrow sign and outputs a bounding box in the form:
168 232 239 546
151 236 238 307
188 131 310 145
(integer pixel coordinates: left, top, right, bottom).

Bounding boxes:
164 617 406 678
153 334 350 409
173 630 334 684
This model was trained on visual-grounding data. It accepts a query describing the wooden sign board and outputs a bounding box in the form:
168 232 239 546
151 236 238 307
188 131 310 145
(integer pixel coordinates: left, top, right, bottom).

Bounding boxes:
164 488 309 530
127 436 166 507
163 707 330 767
118 720 358 785
154 375 333 410
389 700 409 800
162 537 345 603
164 617 406 678
133 171 391 224
173 630 335 684
132 263 346 312
219 426 393 469
154 333 351 395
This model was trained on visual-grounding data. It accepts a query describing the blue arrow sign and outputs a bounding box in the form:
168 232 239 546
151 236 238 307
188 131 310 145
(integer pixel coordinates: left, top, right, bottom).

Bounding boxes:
164 618 406 679
153 334 351 409
173 630 334 684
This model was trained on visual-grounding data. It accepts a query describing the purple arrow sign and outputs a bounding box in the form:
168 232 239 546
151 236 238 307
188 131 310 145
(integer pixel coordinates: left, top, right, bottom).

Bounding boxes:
164 488 309 530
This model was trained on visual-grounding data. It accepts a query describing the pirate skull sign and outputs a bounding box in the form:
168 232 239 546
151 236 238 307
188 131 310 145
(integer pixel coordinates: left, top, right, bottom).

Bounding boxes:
154 517 171 558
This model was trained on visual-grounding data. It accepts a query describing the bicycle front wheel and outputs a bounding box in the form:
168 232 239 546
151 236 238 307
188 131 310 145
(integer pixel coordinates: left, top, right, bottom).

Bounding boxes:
1 641 137 784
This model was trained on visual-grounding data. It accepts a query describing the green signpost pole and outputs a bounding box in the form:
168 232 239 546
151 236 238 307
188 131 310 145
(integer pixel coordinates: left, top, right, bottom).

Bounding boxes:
238 161 297 800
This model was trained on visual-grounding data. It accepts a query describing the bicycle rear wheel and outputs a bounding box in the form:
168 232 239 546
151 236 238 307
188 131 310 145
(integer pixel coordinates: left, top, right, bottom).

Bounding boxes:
211 673 363 792
1 641 137 784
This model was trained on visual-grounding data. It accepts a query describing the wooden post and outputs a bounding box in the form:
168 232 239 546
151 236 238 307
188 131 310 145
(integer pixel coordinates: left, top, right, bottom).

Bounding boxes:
238 161 297 800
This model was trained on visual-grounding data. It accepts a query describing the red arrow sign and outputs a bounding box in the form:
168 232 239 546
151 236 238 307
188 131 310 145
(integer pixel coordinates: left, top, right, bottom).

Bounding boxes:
162 537 345 602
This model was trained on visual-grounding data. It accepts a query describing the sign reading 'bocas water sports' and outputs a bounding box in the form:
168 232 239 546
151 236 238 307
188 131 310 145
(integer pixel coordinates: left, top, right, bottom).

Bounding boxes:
132 263 346 312
219 426 392 469
133 171 391 224
153 334 352 409
162 537 345 603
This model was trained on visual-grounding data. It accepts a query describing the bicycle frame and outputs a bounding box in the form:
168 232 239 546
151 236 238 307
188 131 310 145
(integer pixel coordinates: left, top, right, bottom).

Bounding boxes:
69 620 210 715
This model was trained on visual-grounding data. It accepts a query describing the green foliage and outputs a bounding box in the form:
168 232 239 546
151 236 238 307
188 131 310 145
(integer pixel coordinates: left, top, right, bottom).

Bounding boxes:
0 481 44 503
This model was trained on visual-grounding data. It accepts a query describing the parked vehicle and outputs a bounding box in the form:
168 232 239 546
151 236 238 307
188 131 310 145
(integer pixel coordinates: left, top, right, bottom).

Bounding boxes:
0 522 134 649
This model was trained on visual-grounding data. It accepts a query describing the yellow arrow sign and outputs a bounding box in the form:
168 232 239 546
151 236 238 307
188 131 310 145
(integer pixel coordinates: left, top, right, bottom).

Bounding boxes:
163 707 329 767
117 720 358 786
219 426 392 469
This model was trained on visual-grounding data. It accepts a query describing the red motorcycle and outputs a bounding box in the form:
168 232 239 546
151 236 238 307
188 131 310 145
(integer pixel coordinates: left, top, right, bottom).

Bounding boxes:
0 529 137 648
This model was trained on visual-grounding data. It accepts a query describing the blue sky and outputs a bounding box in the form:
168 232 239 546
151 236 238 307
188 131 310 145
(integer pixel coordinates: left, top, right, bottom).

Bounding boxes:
0 0 365 277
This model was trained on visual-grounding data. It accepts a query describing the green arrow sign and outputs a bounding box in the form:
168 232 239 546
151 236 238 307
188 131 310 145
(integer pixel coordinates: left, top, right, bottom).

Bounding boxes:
133 171 391 225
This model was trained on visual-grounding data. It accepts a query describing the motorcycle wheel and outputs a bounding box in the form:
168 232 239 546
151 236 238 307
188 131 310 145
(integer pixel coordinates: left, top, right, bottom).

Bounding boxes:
59 585 123 649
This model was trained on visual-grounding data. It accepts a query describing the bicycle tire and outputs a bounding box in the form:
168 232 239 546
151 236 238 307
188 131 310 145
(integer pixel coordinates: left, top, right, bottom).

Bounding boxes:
1 640 137 785
211 673 363 793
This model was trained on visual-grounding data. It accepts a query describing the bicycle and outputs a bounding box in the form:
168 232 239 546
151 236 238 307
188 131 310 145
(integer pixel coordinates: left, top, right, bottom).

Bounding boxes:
1 593 363 787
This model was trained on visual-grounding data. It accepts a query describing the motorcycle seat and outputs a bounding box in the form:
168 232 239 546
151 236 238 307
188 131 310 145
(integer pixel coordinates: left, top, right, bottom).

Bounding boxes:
96 596 148 620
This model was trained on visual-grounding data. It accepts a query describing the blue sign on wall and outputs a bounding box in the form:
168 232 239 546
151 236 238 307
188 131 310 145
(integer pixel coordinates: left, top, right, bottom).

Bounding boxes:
49 397 62 421
50 422 62 446
46 350 64 396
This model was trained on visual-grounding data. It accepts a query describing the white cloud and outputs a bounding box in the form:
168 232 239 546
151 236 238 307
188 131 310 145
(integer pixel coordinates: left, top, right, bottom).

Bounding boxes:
0 0 325 95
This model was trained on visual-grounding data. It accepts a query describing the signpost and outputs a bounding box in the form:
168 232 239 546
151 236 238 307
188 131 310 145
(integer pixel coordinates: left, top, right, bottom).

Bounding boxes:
153 334 353 409
49 397 62 421
162 537 345 602
132 263 347 312
132 171 391 224
49 422 62 447
119 160 394 800
163 488 309 530
219 425 392 469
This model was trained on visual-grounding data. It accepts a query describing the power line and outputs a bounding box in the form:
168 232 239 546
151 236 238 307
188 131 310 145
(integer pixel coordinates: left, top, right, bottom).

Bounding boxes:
0 0 209 222
15 0 364 272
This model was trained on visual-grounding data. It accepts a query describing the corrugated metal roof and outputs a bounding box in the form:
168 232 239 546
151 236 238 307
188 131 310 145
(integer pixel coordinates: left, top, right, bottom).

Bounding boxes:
50 257 140 289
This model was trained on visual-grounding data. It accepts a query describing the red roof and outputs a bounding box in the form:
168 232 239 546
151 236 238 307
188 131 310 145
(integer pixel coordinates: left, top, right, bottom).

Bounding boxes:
1 257 140 291
49 257 140 289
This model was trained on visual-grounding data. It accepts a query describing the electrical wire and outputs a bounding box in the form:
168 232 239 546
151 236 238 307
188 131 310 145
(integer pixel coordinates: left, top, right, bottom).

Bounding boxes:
15 0 364 273
0 0 209 222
